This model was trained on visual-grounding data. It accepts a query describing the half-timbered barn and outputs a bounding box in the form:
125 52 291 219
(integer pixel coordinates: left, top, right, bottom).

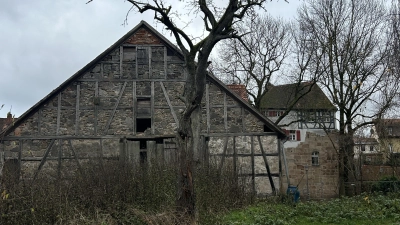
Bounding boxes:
0 21 285 195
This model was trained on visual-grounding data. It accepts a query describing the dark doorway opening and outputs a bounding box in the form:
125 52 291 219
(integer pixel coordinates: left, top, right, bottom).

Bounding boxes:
136 118 151 132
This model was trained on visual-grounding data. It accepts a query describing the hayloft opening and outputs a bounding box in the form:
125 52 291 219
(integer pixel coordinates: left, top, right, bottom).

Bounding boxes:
136 118 151 133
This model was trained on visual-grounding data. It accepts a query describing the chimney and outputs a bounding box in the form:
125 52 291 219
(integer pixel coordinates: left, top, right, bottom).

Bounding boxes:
227 84 249 102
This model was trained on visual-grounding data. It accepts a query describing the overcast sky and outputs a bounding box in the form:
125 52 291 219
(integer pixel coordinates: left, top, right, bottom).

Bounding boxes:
0 0 302 117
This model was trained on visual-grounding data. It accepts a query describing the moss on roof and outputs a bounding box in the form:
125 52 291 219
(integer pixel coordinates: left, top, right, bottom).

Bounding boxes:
260 82 336 110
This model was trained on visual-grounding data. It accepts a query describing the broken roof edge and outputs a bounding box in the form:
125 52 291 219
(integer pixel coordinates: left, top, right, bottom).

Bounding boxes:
1 20 286 139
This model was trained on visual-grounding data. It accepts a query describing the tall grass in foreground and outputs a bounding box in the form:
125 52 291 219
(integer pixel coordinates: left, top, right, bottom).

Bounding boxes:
0 159 252 225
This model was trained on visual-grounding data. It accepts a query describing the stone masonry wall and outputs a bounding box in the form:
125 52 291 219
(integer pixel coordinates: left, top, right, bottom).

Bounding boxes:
281 132 339 200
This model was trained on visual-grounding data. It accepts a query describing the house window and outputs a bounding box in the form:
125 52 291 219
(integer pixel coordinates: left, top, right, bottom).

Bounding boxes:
324 111 331 122
267 110 283 117
308 111 315 122
312 151 319 166
289 130 296 141
361 145 366 152
369 146 374 152
286 130 301 141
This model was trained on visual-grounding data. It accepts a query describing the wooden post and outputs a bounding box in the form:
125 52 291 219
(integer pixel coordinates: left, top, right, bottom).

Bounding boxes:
104 82 127 134
56 93 61 135
251 136 256 195
164 46 167 79
160 82 179 125
218 137 229 174
206 83 210 133
75 84 80 135
224 93 228 131
94 81 99 135
133 81 136 134
58 139 62 179
258 136 276 193
68 140 82 173
151 81 155 135
33 139 55 180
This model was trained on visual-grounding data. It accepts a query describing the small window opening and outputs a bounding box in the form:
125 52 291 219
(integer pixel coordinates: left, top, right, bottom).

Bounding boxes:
312 151 319 166
361 145 366 151
264 125 272 132
136 118 151 133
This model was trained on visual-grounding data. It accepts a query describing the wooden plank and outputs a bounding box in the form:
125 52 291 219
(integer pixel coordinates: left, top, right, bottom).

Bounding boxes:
77 78 187 82
202 132 279 137
206 83 210 133
33 139 55 180
18 140 22 178
68 139 82 173
120 46 123 79
56 93 61 135
75 84 80 135
164 46 167 79
94 81 99 135
104 82 127 134
2 134 177 141
37 109 41 135
233 136 237 177
135 47 138 79
224 93 228 131
218 137 229 174
160 81 179 125
58 139 62 179
133 81 136 135
238 173 280 177
208 153 279 157
151 81 155 134
257 135 276 193
251 136 255 194
149 46 152 78
241 107 245 132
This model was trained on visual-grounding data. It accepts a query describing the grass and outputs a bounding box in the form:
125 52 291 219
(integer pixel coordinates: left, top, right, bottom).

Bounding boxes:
218 193 400 225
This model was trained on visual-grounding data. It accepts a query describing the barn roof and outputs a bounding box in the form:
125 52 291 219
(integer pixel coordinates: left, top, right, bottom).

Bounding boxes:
1 20 285 139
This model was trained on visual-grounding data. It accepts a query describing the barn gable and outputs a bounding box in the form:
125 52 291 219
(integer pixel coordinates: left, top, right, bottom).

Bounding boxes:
1 21 284 195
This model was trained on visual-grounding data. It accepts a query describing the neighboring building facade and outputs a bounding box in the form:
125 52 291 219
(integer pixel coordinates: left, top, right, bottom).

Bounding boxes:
0 21 285 195
260 82 336 148
373 119 400 165
353 137 381 165
260 82 339 199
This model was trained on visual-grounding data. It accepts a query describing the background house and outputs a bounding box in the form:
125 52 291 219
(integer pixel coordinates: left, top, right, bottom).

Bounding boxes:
353 136 381 165
0 21 285 195
260 82 339 199
373 119 400 165
260 82 336 148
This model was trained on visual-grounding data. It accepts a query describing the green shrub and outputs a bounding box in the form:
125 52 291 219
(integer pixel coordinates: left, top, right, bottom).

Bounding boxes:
371 176 400 193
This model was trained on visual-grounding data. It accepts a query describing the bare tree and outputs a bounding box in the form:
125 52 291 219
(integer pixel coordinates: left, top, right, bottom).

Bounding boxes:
298 0 399 196
213 13 291 109
90 0 274 220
